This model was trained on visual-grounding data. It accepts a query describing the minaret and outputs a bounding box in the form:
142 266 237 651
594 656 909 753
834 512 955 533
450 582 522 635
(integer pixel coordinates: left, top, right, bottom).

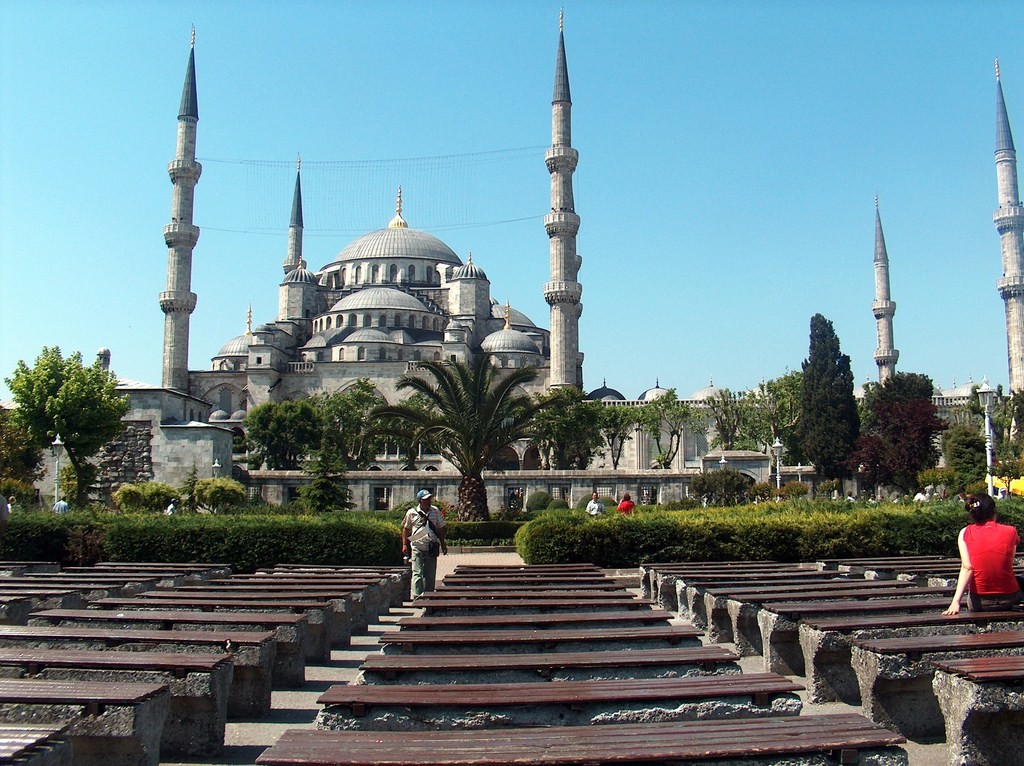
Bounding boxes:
994 60 1024 392
543 11 583 388
282 157 303 274
160 30 202 392
872 196 899 383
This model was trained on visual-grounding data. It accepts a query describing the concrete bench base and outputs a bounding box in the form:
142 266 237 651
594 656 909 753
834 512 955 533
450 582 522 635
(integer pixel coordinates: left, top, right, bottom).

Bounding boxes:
0 724 72 766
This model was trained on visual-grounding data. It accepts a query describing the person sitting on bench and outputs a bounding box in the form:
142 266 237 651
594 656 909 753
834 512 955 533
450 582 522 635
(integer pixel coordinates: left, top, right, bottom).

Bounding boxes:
943 491 1023 614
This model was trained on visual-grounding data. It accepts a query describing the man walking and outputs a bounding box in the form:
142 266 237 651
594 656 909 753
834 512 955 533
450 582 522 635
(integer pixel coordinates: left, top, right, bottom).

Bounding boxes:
402 490 447 599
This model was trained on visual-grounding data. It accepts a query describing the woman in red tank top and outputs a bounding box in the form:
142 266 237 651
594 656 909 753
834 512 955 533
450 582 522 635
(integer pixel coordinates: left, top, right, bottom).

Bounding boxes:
943 492 1023 614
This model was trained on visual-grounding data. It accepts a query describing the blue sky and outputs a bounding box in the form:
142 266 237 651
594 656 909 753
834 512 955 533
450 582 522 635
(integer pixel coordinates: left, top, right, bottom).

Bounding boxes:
2 0 1022 402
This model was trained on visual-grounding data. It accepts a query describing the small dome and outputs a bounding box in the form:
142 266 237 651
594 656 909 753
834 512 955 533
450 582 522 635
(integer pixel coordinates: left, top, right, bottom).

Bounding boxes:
230 409 247 421
489 300 536 328
942 379 977 398
690 381 722 401
451 254 487 281
332 287 428 314
586 381 625 402
216 333 253 357
639 381 671 401
481 328 539 355
209 409 230 421
282 267 319 286
345 328 393 343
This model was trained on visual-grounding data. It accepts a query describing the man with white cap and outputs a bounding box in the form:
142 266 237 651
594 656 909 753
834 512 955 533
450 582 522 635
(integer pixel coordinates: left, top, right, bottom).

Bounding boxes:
402 489 447 598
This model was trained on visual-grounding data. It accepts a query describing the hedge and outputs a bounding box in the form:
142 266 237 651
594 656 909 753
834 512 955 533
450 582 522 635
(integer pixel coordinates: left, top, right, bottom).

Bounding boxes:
514 500 1024 567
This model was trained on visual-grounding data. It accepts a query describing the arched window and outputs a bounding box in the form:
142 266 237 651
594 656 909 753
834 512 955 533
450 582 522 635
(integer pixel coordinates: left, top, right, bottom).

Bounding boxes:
341 268 347 286
335 315 342 328
363 313 371 327
407 265 415 282
354 265 362 283
433 351 441 361
378 347 386 360
371 264 380 282
395 314 404 327
389 264 398 282
357 347 366 361
347 314 356 327
377 314 386 327
336 348 344 361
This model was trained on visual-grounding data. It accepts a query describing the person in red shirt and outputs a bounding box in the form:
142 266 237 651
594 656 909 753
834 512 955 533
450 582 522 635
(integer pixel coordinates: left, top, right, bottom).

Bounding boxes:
616 492 635 515
943 492 1023 614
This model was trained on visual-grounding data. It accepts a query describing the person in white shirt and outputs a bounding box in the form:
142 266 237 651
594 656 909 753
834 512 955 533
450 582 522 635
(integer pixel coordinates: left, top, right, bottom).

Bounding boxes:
401 490 447 598
585 492 605 516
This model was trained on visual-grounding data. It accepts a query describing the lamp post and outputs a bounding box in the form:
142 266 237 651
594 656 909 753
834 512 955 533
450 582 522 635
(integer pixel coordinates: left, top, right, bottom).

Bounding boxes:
51 433 63 505
771 438 784 492
797 463 803 484
977 378 996 497
212 459 221 479
719 455 728 470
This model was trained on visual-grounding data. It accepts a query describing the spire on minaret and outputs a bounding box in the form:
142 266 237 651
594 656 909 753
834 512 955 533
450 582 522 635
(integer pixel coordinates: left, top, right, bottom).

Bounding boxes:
993 62 1024 392
291 156 303 228
282 157 305 274
872 197 899 383
389 186 408 228
179 29 199 120
543 12 583 388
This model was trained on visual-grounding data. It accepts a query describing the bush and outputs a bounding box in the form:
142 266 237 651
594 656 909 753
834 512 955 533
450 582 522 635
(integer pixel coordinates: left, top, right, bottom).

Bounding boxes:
748 482 773 502
779 482 810 499
658 498 700 511
113 482 177 514
0 479 35 507
547 499 569 510
194 478 246 514
525 492 552 512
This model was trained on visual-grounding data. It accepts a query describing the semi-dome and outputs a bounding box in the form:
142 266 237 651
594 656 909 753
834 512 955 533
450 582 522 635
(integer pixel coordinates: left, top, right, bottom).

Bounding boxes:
481 327 539 355
331 287 428 314
586 381 625 401
489 300 536 328
639 381 671 401
282 267 319 285
216 333 253 357
344 328 393 343
230 409 247 421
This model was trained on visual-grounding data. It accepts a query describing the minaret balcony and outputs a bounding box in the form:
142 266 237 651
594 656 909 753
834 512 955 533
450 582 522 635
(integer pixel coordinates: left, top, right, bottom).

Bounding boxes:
164 222 201 248
994 204 1024 233
159 290 197 314
167 159 202 183
872 300 896 319
874 350 899 365
998 275 1024 299
544 211 580 236
543 280 582 305
545 146 579 173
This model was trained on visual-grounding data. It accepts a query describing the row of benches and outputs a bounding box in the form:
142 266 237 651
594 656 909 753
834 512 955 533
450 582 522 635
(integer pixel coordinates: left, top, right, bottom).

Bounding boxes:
0 561 409 766
642 558 1024 764
256 562 909 766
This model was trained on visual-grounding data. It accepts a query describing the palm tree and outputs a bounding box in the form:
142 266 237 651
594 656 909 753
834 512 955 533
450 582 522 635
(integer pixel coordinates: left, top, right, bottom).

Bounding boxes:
373 355 542 520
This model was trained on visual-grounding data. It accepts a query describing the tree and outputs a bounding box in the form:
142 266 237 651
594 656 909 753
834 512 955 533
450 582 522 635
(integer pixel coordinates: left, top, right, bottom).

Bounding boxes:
690 468 750 507
705 389 754 450
846 372 946 493
598 405 638 470
637 391 704 469
942 423 986 492
530 388 604 469
372 356 544 521
799 315 859 480
6 346 129 505
243 399 321 470
299 428 352 513
0 408 43 485
746 372 805 461
312 380 387 470
194 477 246 513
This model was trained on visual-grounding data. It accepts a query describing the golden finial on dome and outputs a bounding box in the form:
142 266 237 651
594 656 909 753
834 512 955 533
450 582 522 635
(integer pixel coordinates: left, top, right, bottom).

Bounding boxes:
504 300 512 329
467 252 473 264
388 186 408 228
246 305 253 335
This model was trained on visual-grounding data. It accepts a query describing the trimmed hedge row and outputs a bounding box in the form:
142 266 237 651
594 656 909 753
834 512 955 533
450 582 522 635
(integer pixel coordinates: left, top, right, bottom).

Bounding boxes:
514 500 1024 568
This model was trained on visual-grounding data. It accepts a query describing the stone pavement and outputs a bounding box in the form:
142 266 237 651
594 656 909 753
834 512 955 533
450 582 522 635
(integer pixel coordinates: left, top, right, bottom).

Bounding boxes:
161 549 948 766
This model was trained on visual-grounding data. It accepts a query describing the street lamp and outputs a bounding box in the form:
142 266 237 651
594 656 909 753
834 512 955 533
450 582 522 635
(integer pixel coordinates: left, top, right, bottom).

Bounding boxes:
212 459 221 479
719 455 728 470
797 462 803 484
51 433 63 505
977 378 996 497
771 438 784 491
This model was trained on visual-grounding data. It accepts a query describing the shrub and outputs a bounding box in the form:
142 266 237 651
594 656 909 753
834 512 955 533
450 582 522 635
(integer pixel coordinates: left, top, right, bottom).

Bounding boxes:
525 492 552 512
748 482 773 502
547 499 569 510
0 479 35 507
194 478 246 514
113 482 177 514
658 498 700 511
779 482 810 499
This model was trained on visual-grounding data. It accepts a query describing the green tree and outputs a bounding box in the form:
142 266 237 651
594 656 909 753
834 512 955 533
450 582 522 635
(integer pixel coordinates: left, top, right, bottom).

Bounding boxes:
799 315 859 480
299 431 352 513
941 423 986 492
690 468 750 507
179 463 200 513
312 380 386 470
705 389 757 450
372 356 544 521
746 372 805 462
0 408 43 485
598 405 638 470
6 346 129 505
243 399 321 470
637 391 704 469
194 477 246 514
530 388 604 469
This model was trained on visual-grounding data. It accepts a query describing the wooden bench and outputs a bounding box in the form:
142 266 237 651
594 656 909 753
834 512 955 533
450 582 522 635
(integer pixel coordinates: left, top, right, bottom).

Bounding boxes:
932 655 1024 766
0 723 71 766
201 575 389 622
756 595 954 676
27 608 309 686
0 625 275 718
0 589 86 612
260 565 410 607
357 646 741 684
851 630 1024 742
435 580 626 592
0 575 162 598
378 625 703 655
316 673 803 730
0 648 232 756
396 609 675 631
799 610 1024 704
0 678 169 766
413 596 655 615
257 713 907 766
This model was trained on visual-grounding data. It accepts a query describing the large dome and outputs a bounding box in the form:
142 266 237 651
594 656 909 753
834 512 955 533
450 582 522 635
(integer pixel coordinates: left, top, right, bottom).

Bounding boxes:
216 333 253 357
329 226 461 267
331 287 429 313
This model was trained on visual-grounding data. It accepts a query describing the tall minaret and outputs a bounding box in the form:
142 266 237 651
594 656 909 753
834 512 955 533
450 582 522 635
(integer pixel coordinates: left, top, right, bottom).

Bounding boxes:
872 196 899 383
543 11 583 388
994 59 1024 392
282 157 303 274
160 30 202 392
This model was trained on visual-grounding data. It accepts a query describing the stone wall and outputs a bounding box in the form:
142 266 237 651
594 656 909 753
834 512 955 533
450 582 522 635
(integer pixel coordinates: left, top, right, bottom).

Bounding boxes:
94 420 155 501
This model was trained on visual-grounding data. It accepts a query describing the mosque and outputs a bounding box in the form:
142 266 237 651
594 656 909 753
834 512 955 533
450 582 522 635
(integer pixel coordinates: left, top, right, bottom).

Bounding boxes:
93 27 1024 509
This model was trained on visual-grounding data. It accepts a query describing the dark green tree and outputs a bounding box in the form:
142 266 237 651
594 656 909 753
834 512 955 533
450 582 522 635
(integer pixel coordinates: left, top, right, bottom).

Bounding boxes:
799 315 859 480
598 405 639 470
0 408 43 485
941 423 986 492
690 468 751 507
299 444 351 512
637 391 705 469
243 399 321 470
312 380 386 470
372 356 544 520
6 346 129 505
530 388 604 469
